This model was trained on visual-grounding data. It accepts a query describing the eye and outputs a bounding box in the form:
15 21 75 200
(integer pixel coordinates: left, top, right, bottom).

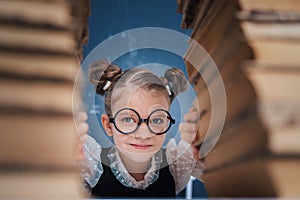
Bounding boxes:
121 117 136 123
151 118 164 124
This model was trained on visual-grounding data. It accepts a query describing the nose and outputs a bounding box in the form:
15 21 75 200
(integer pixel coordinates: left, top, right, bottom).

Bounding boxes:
133 122 153 139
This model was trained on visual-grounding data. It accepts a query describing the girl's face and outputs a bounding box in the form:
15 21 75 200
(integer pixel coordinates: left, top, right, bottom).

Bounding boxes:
102 88 170 163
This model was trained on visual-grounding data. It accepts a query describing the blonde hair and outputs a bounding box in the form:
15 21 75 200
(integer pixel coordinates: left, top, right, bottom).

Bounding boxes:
89 60 188 116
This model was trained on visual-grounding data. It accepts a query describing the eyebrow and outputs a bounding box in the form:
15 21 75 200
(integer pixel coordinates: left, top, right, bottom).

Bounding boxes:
117 112 136 117
150 113 167 117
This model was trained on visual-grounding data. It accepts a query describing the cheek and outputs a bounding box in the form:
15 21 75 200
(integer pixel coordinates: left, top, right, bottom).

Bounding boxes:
112 131 128 146
154 135 166 147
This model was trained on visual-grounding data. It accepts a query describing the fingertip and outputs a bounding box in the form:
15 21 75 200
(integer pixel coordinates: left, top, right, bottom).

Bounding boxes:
76 112 88 122
77 122 89 137
178 123 184 132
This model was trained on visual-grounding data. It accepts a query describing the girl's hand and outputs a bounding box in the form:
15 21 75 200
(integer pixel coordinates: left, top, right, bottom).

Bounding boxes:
179 100 201 161
179 106 199 144
75 112 89 162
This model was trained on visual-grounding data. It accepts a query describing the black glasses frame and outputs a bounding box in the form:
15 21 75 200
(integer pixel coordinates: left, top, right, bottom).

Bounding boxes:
109 108 175 135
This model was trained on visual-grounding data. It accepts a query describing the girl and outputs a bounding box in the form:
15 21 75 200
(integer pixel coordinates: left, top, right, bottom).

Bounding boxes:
79 60 204 198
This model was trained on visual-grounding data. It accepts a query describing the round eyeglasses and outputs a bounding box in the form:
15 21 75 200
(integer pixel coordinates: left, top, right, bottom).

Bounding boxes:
109 108 175 135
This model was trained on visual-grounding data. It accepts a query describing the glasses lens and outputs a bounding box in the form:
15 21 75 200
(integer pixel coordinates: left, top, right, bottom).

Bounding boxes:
114 109 139 133
148 110 172 134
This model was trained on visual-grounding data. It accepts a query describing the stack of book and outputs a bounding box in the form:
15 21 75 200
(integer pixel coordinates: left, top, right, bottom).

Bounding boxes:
238 0 300 196
178 0 300 197
0 0 89 198
239 0 300 155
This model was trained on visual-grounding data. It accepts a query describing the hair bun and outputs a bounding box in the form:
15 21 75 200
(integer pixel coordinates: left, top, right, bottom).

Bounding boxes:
88 59 122 95
164 68 188 97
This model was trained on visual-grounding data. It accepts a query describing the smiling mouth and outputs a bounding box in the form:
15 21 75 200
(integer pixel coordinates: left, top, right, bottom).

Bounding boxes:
130 144 152 150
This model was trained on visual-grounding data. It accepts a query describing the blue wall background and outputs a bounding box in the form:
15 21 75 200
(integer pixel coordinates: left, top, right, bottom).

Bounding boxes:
83 0 191 58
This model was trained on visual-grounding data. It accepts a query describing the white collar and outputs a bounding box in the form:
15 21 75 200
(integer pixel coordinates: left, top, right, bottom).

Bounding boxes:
107 147 163 190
